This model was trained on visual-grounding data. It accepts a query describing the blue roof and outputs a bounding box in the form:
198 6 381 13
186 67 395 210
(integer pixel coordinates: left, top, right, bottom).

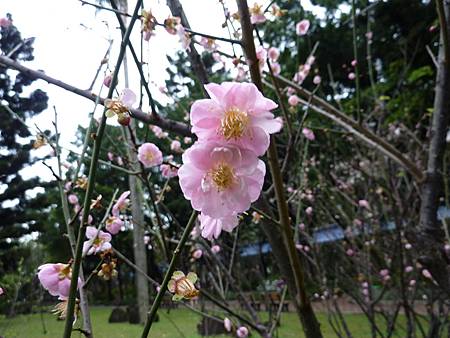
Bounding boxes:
240 206 450 255
240 242 271 257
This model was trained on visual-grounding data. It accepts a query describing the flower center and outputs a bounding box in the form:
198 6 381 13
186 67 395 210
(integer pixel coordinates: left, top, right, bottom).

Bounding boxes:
93 237 103 247
220 108 249 140
211 163 234 191
108 100 129 115
58 264 72 280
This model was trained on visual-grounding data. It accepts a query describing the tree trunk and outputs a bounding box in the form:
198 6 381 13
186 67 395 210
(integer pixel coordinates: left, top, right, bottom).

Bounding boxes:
125 122 150 323
419 0 450 294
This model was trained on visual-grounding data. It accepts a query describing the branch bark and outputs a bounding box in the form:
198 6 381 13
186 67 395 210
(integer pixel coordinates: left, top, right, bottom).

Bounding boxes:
418 0 450 294
0 55 192 137
236 1 323 337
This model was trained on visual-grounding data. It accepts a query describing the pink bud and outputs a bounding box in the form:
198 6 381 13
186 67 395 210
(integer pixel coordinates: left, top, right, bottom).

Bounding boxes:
348 72 356 80
288 95 300 106
404 243 412 250
103 74 112 88
346 248 354 256
268 47 280 61
224 317 232 332
313 75 321 85
211 245 221 254
379 269 389 277
358 199 369 209
409 279 416 286
192 249 203 259
351 59 357 67
68 194 78 205
305 206 313 215
405 266 413 273
298 223 306 231
422 269 432 279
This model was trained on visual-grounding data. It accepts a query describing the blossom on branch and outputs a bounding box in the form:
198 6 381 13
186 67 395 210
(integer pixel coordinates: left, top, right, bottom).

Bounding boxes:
104 88 136 126
141 9 156 41
168 271 199 301
178 142 265 218
37 263 82 298
199 213 239 240
83 226 112 255
190 82 281 156
138 142 163 168
112 191 130 217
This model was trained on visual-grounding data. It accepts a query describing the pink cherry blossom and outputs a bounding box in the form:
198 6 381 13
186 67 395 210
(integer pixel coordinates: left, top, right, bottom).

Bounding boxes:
0 18 11 27
171 140 182 153
358 199 370 209
237 326 249 338
106 216 123 235
138 143 163 168
199 213 240 240
178 142 265 218
160 164 178 178
268 47 280 61
112 191 130 217
302 127 315 141
379 269 389 277
409 279 416 286
313 75 321 85
190 82 281 156
306 206 313 215
256 46 267 72
296 19 310 36
211 245 221 254
200 37 218 51
107 152 114 161
68 194 78 205
351 59 357 67
192 249 203 259
405 266 414 273
224 317 232 332
348 72 356 80
83 226 112 255
250 3 266 24
37 263 82 298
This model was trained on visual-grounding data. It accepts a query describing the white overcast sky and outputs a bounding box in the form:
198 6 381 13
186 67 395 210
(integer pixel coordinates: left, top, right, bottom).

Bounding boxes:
1 0 323 182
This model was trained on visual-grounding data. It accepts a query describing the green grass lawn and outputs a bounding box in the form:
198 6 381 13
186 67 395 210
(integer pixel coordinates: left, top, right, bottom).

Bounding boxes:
0 306 416 338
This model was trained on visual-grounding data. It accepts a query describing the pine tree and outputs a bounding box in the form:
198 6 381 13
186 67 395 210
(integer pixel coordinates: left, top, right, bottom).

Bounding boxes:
0 14 49 275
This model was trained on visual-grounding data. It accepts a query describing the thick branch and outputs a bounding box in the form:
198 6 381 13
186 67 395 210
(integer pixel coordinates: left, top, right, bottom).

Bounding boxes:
273 74 425 182
0 55 192 137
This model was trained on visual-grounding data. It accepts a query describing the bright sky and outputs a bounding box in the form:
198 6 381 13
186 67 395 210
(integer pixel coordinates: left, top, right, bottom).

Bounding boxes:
2 0 323 182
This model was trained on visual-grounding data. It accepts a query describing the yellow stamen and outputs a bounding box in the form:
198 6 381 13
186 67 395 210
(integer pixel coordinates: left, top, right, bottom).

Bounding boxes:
211 163 234 190
220 108 249 140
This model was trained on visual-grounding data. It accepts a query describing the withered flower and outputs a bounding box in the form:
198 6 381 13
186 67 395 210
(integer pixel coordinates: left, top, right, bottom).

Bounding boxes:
168 271 199 301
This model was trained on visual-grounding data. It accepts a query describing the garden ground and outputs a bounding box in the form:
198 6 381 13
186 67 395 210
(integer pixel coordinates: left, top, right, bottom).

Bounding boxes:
0 306 424 338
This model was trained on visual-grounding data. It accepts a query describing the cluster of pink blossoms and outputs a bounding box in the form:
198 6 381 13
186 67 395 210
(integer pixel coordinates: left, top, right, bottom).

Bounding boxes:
179 82 282 240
